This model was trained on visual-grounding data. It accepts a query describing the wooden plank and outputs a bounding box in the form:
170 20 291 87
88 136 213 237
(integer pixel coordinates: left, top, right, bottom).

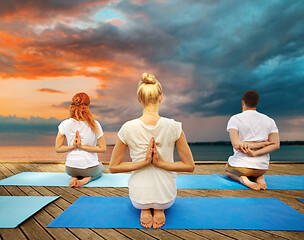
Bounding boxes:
19 186 78 240
62 228 104 240
117 229 157 240
265 231 304 240
2 163 22 175
1 163 304 240
189 230 235 239
29 163 65 172
140 229 184 239
92 229 131 240
32 206 78 240
177 189 215 197
42 188 109 239
74 187 106 197
45 186 79 203
165 229 210 239
0 164 14 179
2 185 53 240
20 217 56 240
0 175 27 240
87 187 124 197
0 228 28 240
3 185 25 196
0 186 10 196
213 230 262 240
238 230 287 240
105 187 129 197
32 186 72 211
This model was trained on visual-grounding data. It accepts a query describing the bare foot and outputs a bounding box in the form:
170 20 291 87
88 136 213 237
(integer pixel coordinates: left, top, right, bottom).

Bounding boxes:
256 175 267 190
153 209 165 229
69 177 77 188
240 176 260 190
75 177 91 188
140 209 153 228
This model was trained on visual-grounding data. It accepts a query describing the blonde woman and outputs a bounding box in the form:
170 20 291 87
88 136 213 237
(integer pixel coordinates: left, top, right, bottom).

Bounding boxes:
109 73 195 229
55 93 106 188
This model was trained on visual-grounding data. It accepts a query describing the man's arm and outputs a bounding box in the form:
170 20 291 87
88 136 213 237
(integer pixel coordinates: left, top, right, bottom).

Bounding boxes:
244 133 280 157
229 129 273 151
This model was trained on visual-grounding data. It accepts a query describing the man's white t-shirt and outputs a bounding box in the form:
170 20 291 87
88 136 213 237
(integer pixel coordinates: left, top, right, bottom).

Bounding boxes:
58 118 103 169
118 117 182 205
227 110 278 169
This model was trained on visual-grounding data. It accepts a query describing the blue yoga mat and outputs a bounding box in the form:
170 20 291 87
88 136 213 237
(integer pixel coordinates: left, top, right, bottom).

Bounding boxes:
0 172 129 187
47 196 304 230
297 198 304 204
0 196 60 228
211 174 304 190
1 172 304 190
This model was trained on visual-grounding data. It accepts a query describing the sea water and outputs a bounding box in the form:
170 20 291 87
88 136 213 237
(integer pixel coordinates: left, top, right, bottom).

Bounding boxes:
174 145 304 162
0 145 303 162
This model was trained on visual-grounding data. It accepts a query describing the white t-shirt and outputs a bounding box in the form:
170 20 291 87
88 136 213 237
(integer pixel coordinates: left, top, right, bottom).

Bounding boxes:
118 117 182 204
58 118 103 169
227 110 278 169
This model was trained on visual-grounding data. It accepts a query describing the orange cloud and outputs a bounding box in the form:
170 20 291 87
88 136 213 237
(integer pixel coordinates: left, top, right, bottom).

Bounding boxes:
36 88 65 94
0 32 31 49
0 1 111 23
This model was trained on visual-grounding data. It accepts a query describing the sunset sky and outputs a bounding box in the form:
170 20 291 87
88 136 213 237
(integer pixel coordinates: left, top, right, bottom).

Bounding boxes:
0 0 304 145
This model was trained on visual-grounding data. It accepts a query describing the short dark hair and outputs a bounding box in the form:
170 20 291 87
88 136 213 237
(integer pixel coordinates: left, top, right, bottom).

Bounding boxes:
242 90 259 108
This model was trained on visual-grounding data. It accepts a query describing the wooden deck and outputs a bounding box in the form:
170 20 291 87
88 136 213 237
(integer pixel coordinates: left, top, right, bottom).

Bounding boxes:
0 162 304 240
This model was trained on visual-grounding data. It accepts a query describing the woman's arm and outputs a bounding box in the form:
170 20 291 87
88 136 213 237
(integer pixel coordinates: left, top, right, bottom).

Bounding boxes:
79 136 107 153
152 131 195 172
243 133 280 157
229 129 273 151
109 138 154 173
55 131 76 153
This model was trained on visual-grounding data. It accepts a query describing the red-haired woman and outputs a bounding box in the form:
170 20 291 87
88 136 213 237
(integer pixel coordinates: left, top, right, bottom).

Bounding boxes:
55 93 106 187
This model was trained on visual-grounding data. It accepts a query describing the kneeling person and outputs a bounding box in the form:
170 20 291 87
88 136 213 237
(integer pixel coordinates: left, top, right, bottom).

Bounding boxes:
226 90 280 190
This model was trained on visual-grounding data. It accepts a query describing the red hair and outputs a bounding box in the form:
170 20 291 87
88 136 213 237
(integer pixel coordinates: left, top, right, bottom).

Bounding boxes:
69 93 100 135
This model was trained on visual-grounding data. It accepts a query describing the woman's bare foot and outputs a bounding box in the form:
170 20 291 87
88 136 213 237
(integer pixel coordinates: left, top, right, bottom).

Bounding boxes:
75 177 91 188
153 209 165 229
140 209 153 228
240 176 260 190
256 175 267 190
69 177 77 188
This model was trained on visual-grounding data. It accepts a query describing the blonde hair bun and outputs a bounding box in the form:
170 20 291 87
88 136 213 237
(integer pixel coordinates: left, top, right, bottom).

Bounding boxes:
141 72 157 84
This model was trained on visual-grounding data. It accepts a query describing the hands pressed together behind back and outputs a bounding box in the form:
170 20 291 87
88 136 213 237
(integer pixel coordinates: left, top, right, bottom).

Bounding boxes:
109 131 195 173
144 137 163 168
73 131 81 149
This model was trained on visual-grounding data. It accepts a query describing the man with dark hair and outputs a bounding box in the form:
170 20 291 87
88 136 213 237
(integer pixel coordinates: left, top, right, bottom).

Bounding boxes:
242 90 259 108
225 90 280 190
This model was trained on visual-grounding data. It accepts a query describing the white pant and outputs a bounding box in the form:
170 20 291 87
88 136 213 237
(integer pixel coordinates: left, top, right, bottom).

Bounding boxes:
131 198 175 210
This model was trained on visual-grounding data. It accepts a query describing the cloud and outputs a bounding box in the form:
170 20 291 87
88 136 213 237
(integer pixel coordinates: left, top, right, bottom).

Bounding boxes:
0 115 60 135
52 101 70 109
36 88 65 94
0 0 110 23
0 0 304 143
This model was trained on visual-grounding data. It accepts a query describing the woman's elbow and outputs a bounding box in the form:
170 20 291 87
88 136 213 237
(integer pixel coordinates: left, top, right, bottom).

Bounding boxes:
190 164 195 172
109 165 117 173
103 145 107 152
98 145 107 153
187 162 195 172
